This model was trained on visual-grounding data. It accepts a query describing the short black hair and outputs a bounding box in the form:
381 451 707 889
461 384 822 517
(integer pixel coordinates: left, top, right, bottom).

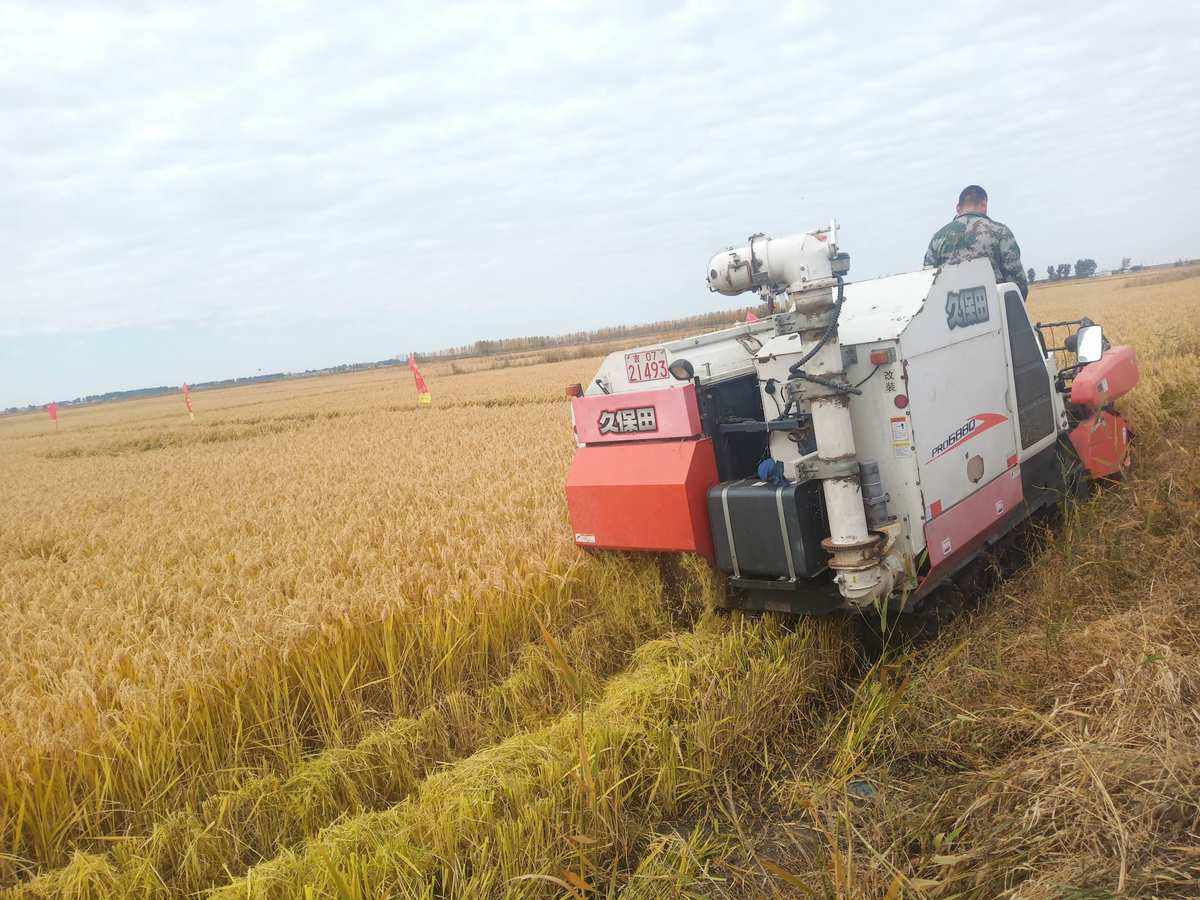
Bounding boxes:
958 184 987 206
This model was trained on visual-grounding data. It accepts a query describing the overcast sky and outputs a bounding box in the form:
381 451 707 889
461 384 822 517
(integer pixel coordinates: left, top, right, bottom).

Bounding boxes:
2 1 1197 407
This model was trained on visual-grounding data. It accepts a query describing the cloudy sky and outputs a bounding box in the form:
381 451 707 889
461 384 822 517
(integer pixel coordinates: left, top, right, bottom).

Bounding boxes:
2 0 1197 407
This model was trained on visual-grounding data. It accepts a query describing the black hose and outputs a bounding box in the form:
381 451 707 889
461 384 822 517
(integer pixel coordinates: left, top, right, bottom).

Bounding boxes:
758 378 783 418
853 364 882 390
792 370 862 396
787 276 846 377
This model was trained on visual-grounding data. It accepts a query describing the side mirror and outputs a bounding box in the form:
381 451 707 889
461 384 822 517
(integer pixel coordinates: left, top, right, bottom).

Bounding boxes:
1075 325 1104 363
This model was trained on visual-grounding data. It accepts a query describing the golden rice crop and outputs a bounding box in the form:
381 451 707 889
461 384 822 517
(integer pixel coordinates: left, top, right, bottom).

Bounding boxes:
0 356 640 884
3 267 1199 898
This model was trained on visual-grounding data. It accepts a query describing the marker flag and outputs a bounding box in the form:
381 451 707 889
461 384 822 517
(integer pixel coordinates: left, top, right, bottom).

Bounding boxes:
746 310 760 323
408 354 432 407
182 383 195 420
47 402 58 427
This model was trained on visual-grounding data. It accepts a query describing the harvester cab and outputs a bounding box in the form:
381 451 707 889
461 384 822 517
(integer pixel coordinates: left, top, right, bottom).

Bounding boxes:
565 225 1138 614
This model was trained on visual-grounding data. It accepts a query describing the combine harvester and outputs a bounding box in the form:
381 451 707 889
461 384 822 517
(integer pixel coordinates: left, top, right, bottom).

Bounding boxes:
565 225 1139 614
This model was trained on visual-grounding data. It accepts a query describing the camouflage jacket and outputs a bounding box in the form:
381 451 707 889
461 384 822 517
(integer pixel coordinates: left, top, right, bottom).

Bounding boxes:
924 212 1028 298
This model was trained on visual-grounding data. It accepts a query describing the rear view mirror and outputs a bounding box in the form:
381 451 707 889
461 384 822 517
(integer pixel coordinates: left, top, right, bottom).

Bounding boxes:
1076 325 1104 363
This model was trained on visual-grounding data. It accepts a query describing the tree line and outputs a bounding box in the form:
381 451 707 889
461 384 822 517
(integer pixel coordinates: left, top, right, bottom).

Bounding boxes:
417 305 762 362
1027 258 1099 283
4 358 404 417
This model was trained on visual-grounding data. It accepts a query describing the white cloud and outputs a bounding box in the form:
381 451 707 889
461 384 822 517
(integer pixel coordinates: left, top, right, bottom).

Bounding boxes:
0 0 1197 405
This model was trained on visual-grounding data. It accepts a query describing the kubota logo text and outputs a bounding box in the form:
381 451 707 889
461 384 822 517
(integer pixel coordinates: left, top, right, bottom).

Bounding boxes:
928 413 1008 461
597 406 658 435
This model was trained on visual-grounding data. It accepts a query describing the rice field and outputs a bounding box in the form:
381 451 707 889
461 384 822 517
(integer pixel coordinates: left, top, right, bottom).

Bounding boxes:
2 268 1199 897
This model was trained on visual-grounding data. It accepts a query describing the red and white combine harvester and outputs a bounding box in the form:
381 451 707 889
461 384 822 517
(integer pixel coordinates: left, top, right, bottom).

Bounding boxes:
565 224 1139 614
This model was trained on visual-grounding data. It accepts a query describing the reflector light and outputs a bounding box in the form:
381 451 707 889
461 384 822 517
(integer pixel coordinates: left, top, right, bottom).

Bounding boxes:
894 394 909 409
869 348 894 365
668 358 696 381
565 383 584 398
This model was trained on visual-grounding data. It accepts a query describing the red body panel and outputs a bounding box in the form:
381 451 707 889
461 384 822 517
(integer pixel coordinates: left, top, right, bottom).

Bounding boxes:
571 385 702 444
924 465 1023 568
1070 345 1139 410
1070 411 1132 477
565 438 718 560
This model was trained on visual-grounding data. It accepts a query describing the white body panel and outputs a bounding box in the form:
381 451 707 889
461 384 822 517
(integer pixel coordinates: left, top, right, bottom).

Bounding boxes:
840 338 924 556
899 259 1020 518
838 269 939 345
587 318 777 395
905 332 1016 514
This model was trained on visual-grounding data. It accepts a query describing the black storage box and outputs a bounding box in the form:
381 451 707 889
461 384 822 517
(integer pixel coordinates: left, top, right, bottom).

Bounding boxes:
707 478 828 581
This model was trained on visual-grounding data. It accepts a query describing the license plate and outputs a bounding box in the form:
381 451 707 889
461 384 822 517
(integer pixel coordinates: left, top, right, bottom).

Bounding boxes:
625 348 669 383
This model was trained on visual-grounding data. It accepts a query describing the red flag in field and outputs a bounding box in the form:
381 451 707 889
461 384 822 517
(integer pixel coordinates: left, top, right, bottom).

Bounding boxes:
46 402 58 424
746 310 760 323
408 354 432 407
182 383 195 419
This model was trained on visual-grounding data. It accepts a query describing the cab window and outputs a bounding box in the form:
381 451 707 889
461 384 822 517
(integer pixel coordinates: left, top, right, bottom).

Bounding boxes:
1005 290 1054 449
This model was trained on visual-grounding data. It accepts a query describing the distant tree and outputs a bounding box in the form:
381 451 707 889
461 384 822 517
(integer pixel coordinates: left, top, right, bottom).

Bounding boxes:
1046 265 1057 281
1027 267 1037 283
1120 256 1132 272
1057 263 1072 279
1074 258 1098 278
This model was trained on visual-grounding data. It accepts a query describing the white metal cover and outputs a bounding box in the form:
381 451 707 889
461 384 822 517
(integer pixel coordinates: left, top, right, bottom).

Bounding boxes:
838 269 938 346
587 318 777 395
899 260 1020 519
840 335 925 558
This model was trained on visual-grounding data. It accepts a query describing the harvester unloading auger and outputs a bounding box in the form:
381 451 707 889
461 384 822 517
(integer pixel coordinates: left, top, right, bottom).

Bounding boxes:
565 224 1139 614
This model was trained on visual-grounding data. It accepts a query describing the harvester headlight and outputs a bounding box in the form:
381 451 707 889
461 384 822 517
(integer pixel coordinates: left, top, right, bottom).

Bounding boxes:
668 358 695 381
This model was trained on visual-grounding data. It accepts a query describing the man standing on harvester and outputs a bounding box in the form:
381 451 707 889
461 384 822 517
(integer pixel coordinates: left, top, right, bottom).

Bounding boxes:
925 184 1029 298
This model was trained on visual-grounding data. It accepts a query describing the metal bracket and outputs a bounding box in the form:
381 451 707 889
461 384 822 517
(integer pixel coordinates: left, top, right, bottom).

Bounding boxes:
787 371 863 397
718 416 810 434
736 335 763 356
747 233 770 287
757 285 777 315
796 456 860 480
774 310 803 335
